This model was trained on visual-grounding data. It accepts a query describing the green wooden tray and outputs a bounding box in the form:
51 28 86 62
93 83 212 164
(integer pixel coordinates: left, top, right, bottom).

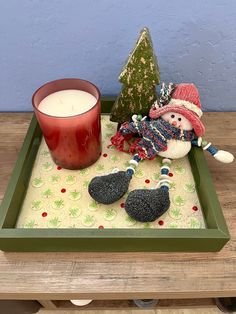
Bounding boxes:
0 99 230 252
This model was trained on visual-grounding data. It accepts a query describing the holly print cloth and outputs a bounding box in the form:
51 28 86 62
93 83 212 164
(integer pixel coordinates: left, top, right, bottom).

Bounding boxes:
16 116 205 229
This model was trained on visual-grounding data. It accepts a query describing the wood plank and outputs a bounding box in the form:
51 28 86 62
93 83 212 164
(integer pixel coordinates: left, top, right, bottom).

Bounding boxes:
0 112 235 299
0 252 235 299
37 308 222 314
0 113 32 199
38 300 58 309
56 298 216 310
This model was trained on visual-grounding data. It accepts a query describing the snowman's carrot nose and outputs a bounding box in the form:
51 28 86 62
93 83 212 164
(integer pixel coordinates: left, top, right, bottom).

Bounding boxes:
171 121 177 126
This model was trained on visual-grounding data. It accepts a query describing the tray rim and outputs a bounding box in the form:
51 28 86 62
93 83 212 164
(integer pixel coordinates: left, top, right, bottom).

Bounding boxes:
0 97 230 252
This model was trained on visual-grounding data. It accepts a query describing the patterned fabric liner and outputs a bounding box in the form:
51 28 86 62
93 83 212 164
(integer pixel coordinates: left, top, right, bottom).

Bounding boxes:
16 116 205 229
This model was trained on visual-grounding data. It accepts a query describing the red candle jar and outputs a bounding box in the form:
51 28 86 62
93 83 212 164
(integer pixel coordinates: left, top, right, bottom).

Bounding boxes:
32 78 101 170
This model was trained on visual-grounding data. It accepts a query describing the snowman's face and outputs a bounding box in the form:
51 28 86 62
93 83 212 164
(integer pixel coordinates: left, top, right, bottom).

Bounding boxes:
161 112 193 131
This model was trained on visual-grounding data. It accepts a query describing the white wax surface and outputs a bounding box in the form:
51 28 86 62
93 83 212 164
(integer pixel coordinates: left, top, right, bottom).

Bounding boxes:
38 90 97 117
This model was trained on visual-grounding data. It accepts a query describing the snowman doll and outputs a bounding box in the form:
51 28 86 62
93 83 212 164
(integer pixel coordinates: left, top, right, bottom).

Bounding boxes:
88 83 234 222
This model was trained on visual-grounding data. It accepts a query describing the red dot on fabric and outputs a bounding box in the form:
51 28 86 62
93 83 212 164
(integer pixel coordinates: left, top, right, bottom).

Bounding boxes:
42 212 47 217
120 203 125 208
98 225 104 229
168 173 173 177
57 166 62 170
145 179 150 184
61 188 66 193
192 206 198 211
158 220 164 226
103 153 108 157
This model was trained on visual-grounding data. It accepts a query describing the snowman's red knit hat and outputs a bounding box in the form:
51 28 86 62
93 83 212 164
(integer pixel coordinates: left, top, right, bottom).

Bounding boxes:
149 83 205 137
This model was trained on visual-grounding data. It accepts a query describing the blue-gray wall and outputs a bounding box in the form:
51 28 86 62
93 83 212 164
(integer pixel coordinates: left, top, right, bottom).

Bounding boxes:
0 0 236 111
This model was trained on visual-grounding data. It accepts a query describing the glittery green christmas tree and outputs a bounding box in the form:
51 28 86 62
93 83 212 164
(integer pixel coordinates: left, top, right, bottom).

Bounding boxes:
110 27 160 123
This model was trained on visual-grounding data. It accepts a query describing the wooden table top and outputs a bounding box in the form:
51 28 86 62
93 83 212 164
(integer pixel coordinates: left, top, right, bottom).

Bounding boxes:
0 112 235 300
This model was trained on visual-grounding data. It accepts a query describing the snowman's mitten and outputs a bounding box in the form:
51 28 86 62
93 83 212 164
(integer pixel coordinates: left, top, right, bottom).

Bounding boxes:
214 150 234 163
125 188 170 222
88 171 132 204
193 138 234 163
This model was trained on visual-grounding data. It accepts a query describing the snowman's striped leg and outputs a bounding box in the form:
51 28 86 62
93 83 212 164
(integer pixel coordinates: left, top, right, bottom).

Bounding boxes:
125 156 171 222
88 153 144 205
126 154 142 177
157 158 172 191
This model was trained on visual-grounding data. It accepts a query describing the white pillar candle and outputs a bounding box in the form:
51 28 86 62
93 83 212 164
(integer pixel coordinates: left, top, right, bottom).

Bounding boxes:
33 79 101 170
38 89 97 117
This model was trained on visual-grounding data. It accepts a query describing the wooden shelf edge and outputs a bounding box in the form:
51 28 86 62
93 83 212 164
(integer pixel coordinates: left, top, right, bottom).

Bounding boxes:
51 298 217 310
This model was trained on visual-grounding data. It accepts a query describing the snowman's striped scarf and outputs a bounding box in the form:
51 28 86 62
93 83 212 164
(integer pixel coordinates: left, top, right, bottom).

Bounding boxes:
118 118 195 159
